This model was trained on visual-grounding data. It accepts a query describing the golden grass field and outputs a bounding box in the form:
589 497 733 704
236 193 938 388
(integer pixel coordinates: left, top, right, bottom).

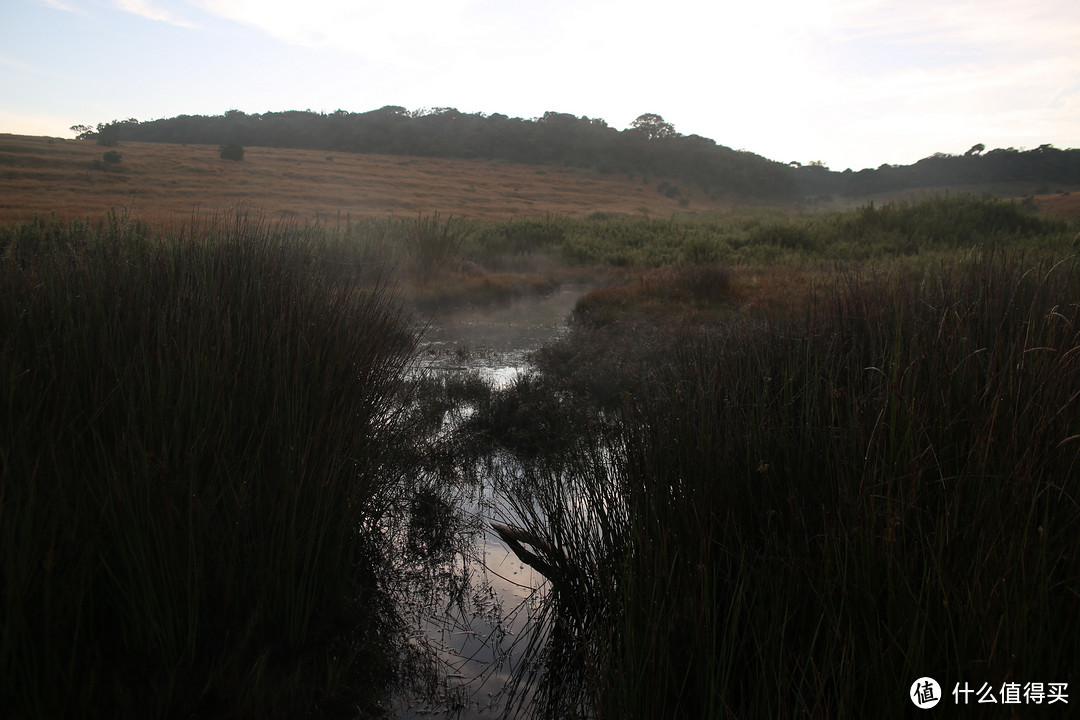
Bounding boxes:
4 133 1077 225
0 133 738 225
1034 190 1080 220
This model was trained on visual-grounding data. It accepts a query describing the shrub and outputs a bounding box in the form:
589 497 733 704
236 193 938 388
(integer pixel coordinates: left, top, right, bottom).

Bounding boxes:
219 141 245 161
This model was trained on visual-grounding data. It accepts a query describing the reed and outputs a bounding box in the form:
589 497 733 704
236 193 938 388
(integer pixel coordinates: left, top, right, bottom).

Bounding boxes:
0 210 422 718
500 249 1080 718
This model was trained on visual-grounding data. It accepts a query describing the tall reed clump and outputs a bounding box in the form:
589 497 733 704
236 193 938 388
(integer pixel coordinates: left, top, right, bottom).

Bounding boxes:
506 250 1080 718
0 211 421 718
405 212 467 282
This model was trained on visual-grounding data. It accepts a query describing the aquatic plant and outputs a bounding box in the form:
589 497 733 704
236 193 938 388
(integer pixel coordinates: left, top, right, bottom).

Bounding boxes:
0 210 424 718
500 249 1080 718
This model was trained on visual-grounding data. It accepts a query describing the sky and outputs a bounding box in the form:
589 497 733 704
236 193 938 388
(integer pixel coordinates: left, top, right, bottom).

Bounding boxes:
2 0 1078 171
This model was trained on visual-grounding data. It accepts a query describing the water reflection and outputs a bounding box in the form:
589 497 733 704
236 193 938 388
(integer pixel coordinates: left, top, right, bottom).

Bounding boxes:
395 519 548 718
394 286 588 718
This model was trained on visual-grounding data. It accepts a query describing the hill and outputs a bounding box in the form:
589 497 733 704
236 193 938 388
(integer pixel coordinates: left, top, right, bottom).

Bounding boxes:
0 134 736 225
5 125 1080 226
74 108 1080 211
74 108 800 203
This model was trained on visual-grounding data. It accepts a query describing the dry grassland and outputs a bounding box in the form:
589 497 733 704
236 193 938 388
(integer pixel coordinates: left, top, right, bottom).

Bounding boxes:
1034 191 1080 220
0 134 732 225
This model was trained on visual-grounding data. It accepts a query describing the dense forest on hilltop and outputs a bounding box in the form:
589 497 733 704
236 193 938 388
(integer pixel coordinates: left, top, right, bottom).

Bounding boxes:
73 107 800 202
75 107 1080 203
795 143 1080 198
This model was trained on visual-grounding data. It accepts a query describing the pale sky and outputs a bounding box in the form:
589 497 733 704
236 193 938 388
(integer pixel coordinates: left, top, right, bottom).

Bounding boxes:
2 0 1078 171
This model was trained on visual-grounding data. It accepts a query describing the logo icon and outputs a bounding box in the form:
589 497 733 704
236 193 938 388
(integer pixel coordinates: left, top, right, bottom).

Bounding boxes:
911 677 942 709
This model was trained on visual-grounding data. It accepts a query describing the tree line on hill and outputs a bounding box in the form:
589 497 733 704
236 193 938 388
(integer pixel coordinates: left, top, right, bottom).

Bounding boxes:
794 143 1080 198
72 108 1080 202
72 107 799 202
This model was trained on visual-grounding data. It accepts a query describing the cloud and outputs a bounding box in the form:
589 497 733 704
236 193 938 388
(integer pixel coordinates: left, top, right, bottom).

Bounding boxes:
828 0 1080 58
35 0 89 13
192 0 507 65
805 0 1079 113
111 0 199 28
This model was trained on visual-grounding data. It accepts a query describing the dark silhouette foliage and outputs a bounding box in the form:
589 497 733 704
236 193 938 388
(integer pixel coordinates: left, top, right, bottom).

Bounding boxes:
630 112 677 141
219 141 244 161
795 143 1080 197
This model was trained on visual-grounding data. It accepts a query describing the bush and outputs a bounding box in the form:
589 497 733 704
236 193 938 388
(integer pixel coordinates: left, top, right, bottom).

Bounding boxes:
102 150 122 165
219 141 245 161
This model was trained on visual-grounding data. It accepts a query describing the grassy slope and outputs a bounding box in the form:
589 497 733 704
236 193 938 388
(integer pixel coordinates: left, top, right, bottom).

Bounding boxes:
5 134 1079 227
0 134 734 225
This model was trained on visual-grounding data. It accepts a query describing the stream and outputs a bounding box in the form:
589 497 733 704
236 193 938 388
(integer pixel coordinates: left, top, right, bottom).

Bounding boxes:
393 286 589 719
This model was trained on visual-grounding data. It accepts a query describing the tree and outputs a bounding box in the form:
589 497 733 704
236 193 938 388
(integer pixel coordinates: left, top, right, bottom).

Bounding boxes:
630 113 677 141
95 122 119 147
965 143 986 157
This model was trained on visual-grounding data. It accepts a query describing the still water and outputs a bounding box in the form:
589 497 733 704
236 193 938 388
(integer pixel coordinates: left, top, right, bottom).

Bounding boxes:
394 286 588 718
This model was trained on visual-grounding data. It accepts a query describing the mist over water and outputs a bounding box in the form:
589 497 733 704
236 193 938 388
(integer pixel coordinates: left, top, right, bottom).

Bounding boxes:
418 286 588 386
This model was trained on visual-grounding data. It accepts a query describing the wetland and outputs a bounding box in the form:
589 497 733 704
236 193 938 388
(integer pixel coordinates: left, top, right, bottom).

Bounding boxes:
3 197 1080 718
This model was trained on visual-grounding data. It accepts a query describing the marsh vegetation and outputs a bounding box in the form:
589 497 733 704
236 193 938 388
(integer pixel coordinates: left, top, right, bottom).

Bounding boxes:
2 195 1079 718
